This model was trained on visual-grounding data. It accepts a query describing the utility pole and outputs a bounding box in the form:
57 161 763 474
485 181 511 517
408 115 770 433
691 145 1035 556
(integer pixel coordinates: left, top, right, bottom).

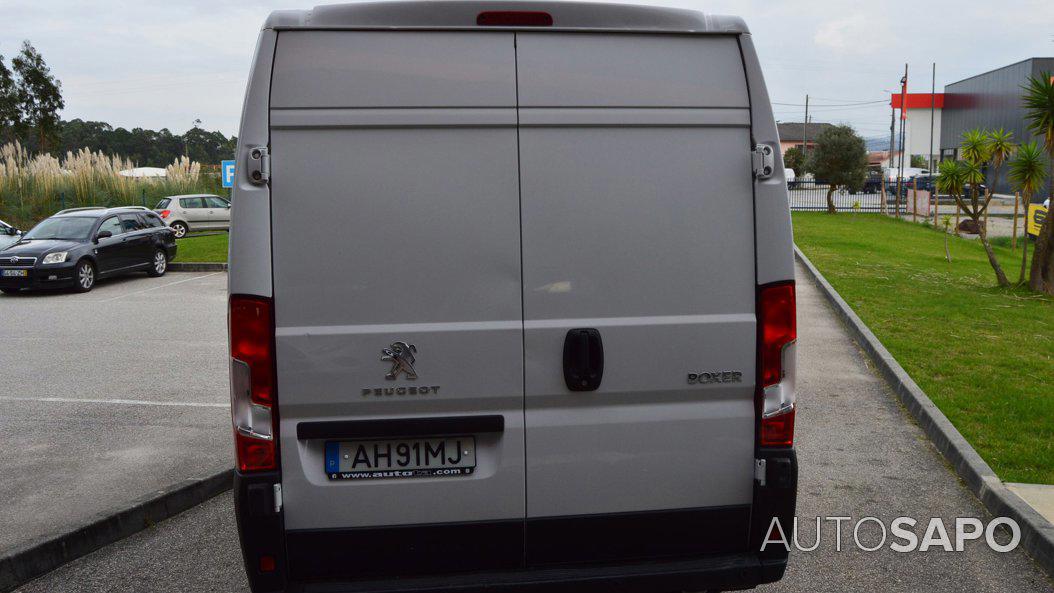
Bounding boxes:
802 94 810 167
886 95 896 215
930 63 938 225
896 64 908 219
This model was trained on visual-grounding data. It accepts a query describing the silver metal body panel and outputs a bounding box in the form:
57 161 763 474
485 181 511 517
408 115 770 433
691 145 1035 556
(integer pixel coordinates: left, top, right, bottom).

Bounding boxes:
229 1 795 534
516 34 755 516
229 30 276 298
740 34 796 285
515 34 748 107
269 32 524 530
264 2 748 34
271 31 517 109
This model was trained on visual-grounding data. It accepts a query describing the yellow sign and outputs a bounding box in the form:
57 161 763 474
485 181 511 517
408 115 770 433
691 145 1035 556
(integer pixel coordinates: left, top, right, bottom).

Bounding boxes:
1028 204 1048 237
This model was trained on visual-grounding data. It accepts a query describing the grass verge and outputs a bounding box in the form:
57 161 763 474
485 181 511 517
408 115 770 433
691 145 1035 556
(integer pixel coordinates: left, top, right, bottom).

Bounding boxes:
173 232 228 263
793 213 1053 484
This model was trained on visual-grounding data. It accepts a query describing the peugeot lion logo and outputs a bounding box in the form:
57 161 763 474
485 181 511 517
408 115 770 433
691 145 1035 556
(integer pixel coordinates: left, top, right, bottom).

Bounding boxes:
381 341 418 380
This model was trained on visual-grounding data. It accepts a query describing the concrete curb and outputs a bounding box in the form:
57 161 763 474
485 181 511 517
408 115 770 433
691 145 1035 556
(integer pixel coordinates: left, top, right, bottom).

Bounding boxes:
794 246 1054 579
169 262 227 272
0 470 233 592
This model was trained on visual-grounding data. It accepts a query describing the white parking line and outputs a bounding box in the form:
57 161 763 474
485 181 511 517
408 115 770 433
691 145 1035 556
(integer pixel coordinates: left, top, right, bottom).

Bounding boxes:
0 396 228 408
98 272 222 303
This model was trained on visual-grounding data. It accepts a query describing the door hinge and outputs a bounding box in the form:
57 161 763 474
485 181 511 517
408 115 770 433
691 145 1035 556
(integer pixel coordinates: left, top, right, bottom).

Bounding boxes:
752 144 775 180
754 458 767 486
273 483 283 513
246 146 270 185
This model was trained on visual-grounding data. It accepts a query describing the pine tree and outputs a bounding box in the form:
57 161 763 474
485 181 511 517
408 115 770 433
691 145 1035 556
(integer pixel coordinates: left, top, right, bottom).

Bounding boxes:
12 41 64 152
0 55 20 143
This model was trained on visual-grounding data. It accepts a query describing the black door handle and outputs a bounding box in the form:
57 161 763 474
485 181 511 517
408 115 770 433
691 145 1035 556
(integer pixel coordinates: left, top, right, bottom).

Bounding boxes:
563 328 603 391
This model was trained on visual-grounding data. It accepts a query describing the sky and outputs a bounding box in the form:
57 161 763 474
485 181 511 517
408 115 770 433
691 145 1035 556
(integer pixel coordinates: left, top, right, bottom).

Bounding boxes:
1 0 1052 141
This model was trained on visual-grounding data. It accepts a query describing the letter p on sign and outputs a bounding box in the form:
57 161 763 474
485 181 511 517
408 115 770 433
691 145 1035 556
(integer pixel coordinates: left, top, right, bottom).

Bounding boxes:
222 160 236 188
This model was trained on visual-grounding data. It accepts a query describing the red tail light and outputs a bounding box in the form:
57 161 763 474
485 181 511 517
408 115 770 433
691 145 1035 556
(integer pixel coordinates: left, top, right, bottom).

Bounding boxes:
759 283 795 388
159 210 171 219
230 295 277 472
231 296 275 405
760 409 795 448
477 11 553 26
757 282 796 447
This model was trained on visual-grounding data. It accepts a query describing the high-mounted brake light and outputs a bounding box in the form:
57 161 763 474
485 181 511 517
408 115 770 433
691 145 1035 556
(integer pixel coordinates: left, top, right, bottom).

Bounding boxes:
757 282 796 447
476 11 553 26
230 295 277 472
159 210 171 219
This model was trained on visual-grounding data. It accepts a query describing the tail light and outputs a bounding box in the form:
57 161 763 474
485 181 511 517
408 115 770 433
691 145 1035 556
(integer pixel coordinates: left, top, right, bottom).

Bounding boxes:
159 210 171 219
476 11 553 26
230 295 277 471
757 282 796 447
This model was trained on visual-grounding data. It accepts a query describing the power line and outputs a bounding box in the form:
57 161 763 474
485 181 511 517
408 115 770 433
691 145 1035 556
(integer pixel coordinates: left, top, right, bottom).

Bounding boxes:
772 99 885 107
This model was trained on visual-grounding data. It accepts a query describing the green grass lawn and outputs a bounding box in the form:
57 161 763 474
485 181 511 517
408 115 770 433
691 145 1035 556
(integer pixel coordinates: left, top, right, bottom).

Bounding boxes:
173 232 228 263
793 213 1053 484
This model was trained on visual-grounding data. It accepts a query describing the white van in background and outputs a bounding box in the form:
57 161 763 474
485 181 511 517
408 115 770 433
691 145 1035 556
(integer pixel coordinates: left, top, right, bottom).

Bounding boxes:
885 166 929 182
227 3 798 592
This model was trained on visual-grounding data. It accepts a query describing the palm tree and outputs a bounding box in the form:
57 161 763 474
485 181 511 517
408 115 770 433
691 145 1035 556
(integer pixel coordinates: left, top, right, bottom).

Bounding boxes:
958 129 1009 286
985 128 1015 196
936 159 965 202
1008 142 1048 283
935 159 964 242
1021 72 1054 294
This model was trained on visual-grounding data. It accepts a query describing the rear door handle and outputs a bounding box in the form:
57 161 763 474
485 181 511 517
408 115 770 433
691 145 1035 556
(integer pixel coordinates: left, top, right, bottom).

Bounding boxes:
563 328 604 391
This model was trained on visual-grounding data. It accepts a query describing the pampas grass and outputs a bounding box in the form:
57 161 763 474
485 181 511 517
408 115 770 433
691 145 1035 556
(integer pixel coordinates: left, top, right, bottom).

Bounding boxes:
0 142 221 230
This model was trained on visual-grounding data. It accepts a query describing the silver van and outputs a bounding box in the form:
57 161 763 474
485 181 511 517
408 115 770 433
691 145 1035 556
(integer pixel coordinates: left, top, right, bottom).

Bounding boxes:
227 3 798 592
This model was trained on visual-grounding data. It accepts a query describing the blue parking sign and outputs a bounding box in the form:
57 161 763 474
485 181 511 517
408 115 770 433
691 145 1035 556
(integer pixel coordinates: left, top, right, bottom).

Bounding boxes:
221 160 236 188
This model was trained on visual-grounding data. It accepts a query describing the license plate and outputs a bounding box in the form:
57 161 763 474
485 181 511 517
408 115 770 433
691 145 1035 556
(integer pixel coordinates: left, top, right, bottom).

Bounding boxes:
2 269 27 277
325 436 476 480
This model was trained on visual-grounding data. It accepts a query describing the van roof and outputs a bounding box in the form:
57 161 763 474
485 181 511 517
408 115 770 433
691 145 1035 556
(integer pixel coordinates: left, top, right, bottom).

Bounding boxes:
264 1 748 34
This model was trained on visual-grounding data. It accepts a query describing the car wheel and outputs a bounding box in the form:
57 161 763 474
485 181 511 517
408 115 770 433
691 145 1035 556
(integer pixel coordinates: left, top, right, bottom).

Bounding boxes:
74 259 96 293
148 248 168 277
171 222 188 238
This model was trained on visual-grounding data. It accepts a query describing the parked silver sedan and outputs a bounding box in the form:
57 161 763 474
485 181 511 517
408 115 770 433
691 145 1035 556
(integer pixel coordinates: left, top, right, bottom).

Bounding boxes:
154 194 231 238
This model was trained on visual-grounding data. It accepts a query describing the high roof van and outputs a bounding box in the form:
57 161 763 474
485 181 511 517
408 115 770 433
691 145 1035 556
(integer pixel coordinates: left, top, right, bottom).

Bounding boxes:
227 3 798 592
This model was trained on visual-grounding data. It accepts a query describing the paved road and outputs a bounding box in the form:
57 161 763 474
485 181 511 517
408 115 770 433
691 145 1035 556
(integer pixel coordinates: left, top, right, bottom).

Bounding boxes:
0 272 230 554
11 263 1052 592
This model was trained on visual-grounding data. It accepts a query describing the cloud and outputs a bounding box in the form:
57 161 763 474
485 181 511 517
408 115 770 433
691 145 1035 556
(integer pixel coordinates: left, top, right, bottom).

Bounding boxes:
3 0 1053 137
813 14 897 55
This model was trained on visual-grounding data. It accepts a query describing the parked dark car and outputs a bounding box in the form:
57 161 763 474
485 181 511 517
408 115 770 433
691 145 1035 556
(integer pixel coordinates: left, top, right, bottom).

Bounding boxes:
850 171 883 194
906 174 936 193
902 179 984 199
0 206 177 294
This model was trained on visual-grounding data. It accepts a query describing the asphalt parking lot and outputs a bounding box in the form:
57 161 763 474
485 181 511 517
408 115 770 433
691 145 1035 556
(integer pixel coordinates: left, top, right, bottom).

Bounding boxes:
9 262 1051 592
0 272 229 555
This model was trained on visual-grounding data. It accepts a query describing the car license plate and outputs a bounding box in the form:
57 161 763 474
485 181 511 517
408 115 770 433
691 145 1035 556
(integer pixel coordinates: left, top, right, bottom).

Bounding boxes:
2 269 27 277
325 436 476 480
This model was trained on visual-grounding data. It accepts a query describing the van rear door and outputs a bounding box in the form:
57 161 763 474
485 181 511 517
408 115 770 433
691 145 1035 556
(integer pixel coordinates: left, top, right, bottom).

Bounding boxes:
516 34 758 564
267 31 525 579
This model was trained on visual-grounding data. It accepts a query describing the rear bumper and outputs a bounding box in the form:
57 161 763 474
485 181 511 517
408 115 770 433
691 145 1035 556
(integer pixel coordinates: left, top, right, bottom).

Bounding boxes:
235 448 798 593
289 554 783 593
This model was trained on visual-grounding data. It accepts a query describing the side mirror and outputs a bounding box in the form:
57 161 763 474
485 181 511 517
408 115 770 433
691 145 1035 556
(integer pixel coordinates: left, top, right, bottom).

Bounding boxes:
95 230 113 242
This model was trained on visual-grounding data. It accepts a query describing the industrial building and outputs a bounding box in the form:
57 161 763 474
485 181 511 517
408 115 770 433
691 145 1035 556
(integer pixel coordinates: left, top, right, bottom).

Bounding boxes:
939 57 1054 196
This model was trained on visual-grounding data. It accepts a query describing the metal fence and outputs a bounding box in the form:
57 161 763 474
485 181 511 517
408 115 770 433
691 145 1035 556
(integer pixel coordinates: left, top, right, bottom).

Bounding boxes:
787 180 893 212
